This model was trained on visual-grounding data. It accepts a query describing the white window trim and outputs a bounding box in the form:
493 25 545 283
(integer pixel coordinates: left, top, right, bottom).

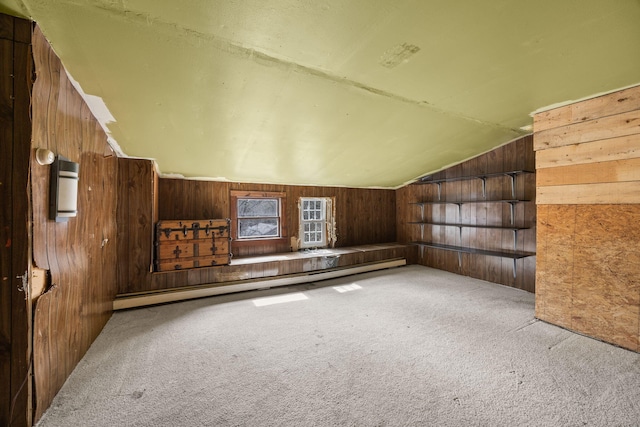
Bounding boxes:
299 197 328 249
230 190 287 244
236 196 281 240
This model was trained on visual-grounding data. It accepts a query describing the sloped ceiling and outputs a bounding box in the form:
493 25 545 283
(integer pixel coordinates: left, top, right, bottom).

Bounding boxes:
2 0 640 188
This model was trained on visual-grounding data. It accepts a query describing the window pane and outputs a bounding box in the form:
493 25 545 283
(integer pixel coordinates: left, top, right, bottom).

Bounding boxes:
303 211 309 220
238 218 279 238
302 221 323 244
315 201 321 210
238 198 278 218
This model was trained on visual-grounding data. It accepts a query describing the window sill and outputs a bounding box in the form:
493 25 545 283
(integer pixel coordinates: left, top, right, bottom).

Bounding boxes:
233 237 288 246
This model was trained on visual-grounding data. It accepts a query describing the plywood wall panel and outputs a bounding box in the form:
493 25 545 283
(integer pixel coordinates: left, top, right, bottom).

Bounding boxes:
572 244 640 351
30 27 119 420
534 84 640 352
573 204 640 248
535 243 574 329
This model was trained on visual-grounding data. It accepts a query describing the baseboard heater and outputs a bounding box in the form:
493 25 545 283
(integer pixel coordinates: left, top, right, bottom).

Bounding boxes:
114 258 406 310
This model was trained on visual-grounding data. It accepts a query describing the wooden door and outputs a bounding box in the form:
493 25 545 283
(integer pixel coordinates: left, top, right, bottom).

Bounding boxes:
0 13 33 427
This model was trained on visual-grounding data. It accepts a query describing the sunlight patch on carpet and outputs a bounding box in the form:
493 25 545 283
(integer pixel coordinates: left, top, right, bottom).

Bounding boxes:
333 283 362 293
252 293 309 307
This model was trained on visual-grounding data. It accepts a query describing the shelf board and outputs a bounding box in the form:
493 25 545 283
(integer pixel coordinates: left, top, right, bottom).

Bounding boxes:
411 242 535 259
411 199 530 206
417 170 534 185
408 222 528 231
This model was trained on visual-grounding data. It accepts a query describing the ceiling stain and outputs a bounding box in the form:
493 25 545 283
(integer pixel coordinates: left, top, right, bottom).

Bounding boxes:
380 43 421 69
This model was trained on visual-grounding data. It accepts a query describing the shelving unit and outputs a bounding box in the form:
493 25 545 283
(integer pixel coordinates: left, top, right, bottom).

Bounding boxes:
411 199 530 225
411 241 535 278
410 170 535 279
418 170 534 199
408 221 528 251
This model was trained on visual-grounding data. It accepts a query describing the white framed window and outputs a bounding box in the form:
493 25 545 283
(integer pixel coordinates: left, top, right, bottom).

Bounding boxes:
230 191 286 243
236 197 280 239
300 198 326 248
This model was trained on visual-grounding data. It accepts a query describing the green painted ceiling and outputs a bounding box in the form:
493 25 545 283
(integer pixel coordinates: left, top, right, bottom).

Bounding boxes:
3 0 640 188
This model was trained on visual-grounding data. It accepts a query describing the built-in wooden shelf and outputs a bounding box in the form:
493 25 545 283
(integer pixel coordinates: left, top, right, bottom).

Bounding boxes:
408 222 528 231
411 199 530 225
410 222 528 252
409 169 536 279
411 199 529 206
411 241 536 278
417 170 534 199
404 138 536 289
411 241 535 259
417 170 534 184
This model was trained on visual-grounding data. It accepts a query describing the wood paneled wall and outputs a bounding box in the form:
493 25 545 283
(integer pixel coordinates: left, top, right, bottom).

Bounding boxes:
30 26 119 421
534 85 640 352
158 179 396 252
396 136 536 291
0 14 33 427
116 166 397 295
116 158 157 295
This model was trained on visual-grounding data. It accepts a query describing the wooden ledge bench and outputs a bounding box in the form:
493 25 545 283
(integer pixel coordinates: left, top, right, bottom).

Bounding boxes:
114 243 412 310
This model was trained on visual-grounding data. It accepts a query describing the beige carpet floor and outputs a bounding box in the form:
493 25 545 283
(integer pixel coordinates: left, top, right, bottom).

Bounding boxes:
36 265 640 426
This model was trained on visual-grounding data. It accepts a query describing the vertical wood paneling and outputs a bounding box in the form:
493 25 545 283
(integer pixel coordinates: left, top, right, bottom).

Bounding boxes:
534 84 640 352
116 158 155 294
127 161 154 290
120 178 397 294
115 158 129 293
158 180 396 252
30 26 119 421
394 185 420 265
396 136 536 291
